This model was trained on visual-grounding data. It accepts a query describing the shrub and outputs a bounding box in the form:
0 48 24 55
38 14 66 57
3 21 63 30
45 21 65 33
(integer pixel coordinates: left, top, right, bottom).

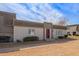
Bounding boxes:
75 34 79 36
58 36 64 39
23 36 39 42
16 40 22 43
68 34 71 36
64 35 68 38
0 36 10 42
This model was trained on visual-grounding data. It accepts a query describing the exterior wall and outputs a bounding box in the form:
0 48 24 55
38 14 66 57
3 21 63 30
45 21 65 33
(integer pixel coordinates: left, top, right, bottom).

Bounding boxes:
0 11 16 42
67 26 79 34
14 24 66 42
76 26 79 35
53 29 66 39
14 26 43 42
76 26 79 31
76 31 79 35
67 26 77 32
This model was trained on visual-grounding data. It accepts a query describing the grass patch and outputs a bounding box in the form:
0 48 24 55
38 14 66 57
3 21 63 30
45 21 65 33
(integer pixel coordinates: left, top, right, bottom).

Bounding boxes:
68 36 79 40
23 36 39 42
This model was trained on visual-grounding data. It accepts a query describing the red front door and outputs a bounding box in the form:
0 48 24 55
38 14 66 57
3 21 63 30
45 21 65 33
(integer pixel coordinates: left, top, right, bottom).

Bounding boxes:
46 29 50 39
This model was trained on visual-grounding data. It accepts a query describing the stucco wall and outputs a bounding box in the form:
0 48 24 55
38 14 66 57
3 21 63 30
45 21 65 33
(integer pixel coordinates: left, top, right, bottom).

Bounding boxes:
0 12 14 37
0 11 15 42
14 26 43 42
76 31 79 35
53 29 66 39
67 26 77 34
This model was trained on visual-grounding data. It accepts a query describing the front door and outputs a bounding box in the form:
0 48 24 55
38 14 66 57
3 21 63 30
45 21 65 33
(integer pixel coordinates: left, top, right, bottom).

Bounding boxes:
46 29 50 39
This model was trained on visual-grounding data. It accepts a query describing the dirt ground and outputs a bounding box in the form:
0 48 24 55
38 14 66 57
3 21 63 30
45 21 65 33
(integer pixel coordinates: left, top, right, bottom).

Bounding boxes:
0 38 79 56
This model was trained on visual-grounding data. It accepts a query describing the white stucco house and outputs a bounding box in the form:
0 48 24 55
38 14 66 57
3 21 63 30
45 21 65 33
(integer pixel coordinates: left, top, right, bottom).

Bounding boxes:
0 11 67 42
14 20 67 42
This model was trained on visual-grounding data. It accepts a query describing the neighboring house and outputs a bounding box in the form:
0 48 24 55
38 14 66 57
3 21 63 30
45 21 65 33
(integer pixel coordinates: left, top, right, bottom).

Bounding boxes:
67 25 79 35
0 11 16 42
0 11 67 42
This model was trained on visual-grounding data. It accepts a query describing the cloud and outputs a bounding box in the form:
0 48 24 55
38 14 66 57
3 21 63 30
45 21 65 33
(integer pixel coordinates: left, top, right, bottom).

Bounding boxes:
24 3 64 23
0 3 65 24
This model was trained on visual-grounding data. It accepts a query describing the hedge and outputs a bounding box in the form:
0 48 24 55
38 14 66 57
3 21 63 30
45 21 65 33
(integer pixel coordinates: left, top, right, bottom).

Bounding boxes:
58 35 68 39
23 36 39 42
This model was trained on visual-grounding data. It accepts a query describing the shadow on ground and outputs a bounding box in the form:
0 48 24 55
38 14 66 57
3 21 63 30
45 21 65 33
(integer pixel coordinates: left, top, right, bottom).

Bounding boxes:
0 38 77 53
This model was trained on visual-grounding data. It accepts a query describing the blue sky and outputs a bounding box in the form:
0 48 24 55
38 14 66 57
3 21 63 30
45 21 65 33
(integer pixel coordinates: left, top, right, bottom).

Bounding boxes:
0 3 79 25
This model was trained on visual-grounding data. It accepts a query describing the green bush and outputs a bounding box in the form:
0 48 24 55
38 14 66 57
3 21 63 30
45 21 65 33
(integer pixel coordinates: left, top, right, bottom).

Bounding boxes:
16 40 22 43
58 35 68 39
75 34 79 36
23 36 39 42
64 35 68 38
58 36 64 39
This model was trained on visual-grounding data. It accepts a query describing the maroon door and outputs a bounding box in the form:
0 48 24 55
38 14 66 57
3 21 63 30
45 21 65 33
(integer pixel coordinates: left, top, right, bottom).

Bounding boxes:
46 29 50 39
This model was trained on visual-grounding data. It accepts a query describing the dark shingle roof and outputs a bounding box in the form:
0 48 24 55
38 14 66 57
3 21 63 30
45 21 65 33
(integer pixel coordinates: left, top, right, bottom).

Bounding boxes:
15 20 44 28
0 11 15 16
53 25 67 29
15 20 66 29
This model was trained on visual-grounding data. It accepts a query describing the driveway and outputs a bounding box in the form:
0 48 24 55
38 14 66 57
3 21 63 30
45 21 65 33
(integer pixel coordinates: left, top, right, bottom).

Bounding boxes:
0 38 79 56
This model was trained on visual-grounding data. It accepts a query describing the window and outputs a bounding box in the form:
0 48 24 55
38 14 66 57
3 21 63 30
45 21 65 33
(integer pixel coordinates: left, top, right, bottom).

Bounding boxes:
56 30 58 35
56 30 62 36
28 29 31 34
58 31 61 35
55 30 57 35
58 31 60 35
67 32 71 35
28 29 35 35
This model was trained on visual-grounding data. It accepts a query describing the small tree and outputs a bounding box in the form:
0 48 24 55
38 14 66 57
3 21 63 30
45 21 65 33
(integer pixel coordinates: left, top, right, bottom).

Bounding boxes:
57 17 68 26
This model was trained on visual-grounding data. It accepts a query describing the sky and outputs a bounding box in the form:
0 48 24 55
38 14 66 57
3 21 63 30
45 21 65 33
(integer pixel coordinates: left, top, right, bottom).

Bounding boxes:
0 3 79 25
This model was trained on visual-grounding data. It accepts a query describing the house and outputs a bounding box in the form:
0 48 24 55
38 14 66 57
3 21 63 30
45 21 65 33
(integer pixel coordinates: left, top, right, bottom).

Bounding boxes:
0 11 67 42
67 24 79 35
0 11 16 42
14 20 67 42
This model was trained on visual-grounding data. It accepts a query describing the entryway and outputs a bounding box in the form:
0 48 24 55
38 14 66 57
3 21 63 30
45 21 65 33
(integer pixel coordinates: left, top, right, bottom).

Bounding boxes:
45 29 51 41
46 29 50 39
43 22 53 41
